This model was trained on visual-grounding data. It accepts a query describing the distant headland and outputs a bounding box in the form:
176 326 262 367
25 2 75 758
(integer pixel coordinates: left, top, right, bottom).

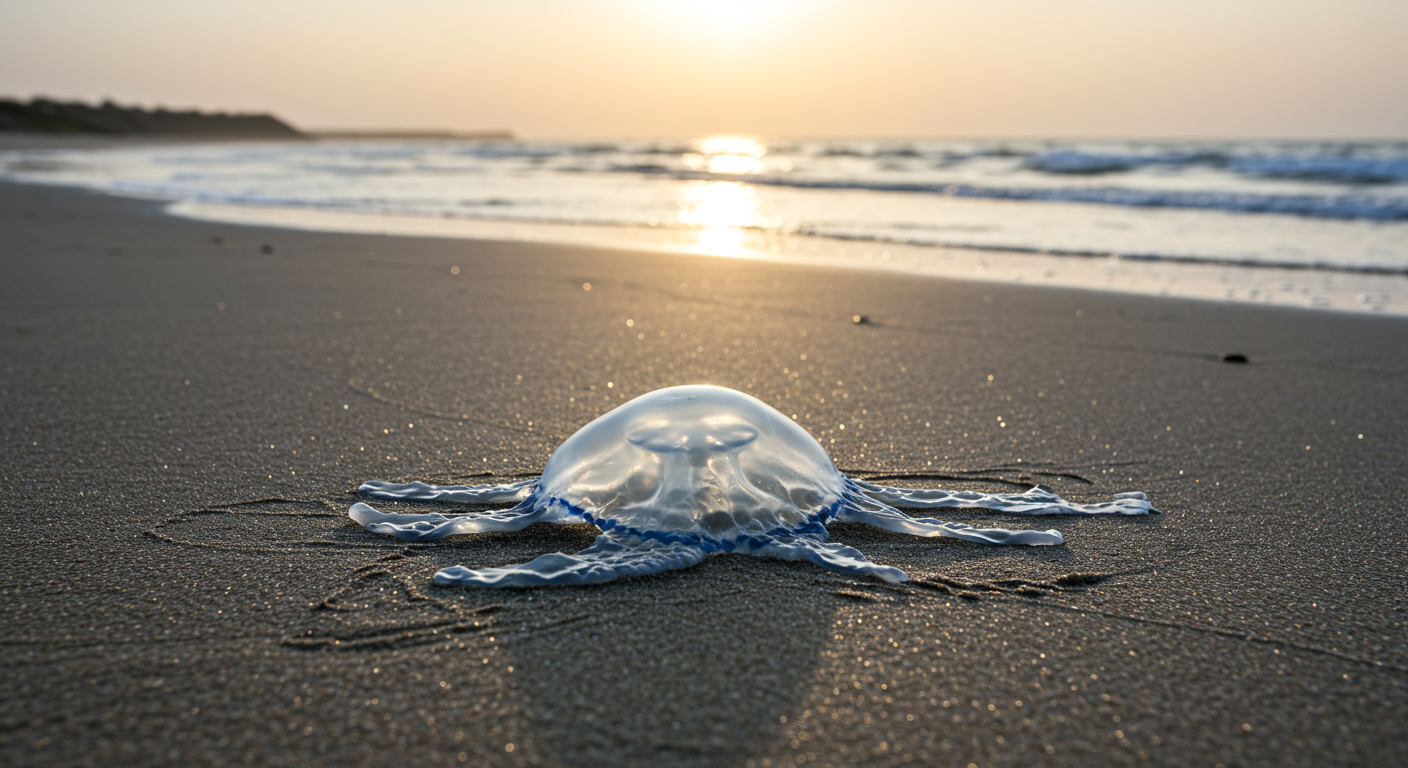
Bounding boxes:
0 97 513 142
0 97 305 139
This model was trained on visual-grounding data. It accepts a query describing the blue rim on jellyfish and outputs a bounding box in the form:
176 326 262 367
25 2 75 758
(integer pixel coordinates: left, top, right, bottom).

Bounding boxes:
350 385 1156 587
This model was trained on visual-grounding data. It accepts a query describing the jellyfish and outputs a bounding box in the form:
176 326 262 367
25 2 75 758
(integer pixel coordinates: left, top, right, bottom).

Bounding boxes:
350 385 1154 586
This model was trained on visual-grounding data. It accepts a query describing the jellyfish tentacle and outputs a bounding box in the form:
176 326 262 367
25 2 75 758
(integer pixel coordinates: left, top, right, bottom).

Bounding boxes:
433 532 708 587
358 478 538 504
851 479 1156 516
749 534 909 584
349 498 563 542
838 487 1064 545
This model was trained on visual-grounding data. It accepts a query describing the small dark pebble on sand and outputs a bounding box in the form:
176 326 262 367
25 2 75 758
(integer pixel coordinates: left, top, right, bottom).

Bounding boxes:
1218 352 1249 363
1053 572 1114 587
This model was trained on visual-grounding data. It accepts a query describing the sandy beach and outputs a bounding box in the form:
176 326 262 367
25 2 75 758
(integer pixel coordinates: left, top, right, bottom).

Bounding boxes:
2 179 1406 767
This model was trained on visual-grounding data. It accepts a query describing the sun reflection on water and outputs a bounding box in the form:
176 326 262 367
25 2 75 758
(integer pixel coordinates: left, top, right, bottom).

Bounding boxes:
677 180 760 255
677 181 758 228
697 136 765 157
682 135 767 175
677 137 780 254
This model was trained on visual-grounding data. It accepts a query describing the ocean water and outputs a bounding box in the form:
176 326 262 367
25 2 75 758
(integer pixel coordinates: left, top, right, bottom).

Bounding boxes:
4 136 1407 314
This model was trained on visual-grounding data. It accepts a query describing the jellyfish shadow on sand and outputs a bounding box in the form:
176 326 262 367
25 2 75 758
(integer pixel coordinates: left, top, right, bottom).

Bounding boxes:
340 386 1156 765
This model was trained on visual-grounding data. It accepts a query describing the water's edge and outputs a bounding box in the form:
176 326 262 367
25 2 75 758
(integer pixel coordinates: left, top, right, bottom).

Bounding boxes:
168 199 1408 318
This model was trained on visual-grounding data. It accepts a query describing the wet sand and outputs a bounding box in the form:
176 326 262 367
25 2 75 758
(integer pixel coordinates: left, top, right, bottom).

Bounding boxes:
2 180 1406 767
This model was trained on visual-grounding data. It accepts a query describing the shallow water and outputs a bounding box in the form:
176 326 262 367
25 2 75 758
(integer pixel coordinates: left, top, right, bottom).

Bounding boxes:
5 136 1407 314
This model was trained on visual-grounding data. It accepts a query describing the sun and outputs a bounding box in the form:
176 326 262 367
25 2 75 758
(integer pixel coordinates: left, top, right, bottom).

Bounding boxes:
664 0 792 38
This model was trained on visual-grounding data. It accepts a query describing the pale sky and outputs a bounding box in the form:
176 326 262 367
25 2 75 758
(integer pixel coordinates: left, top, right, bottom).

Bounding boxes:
2 0 1405 138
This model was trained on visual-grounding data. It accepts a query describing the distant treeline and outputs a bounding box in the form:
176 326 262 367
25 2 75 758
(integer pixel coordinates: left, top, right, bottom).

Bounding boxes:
0 97 305 138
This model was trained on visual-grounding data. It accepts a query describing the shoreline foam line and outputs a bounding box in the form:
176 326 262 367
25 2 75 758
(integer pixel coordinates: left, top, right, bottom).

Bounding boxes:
167 200 1408 317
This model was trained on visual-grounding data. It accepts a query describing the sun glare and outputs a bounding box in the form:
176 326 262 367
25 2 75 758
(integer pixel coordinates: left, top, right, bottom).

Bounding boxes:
671 0 780 33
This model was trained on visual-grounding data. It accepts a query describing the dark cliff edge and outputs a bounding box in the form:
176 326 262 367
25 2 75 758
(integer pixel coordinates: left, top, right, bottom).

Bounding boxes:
0 97 306 139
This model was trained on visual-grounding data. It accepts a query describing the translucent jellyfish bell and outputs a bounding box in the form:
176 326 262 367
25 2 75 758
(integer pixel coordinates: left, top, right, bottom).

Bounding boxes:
537 386 845 539
349 384 1158 587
